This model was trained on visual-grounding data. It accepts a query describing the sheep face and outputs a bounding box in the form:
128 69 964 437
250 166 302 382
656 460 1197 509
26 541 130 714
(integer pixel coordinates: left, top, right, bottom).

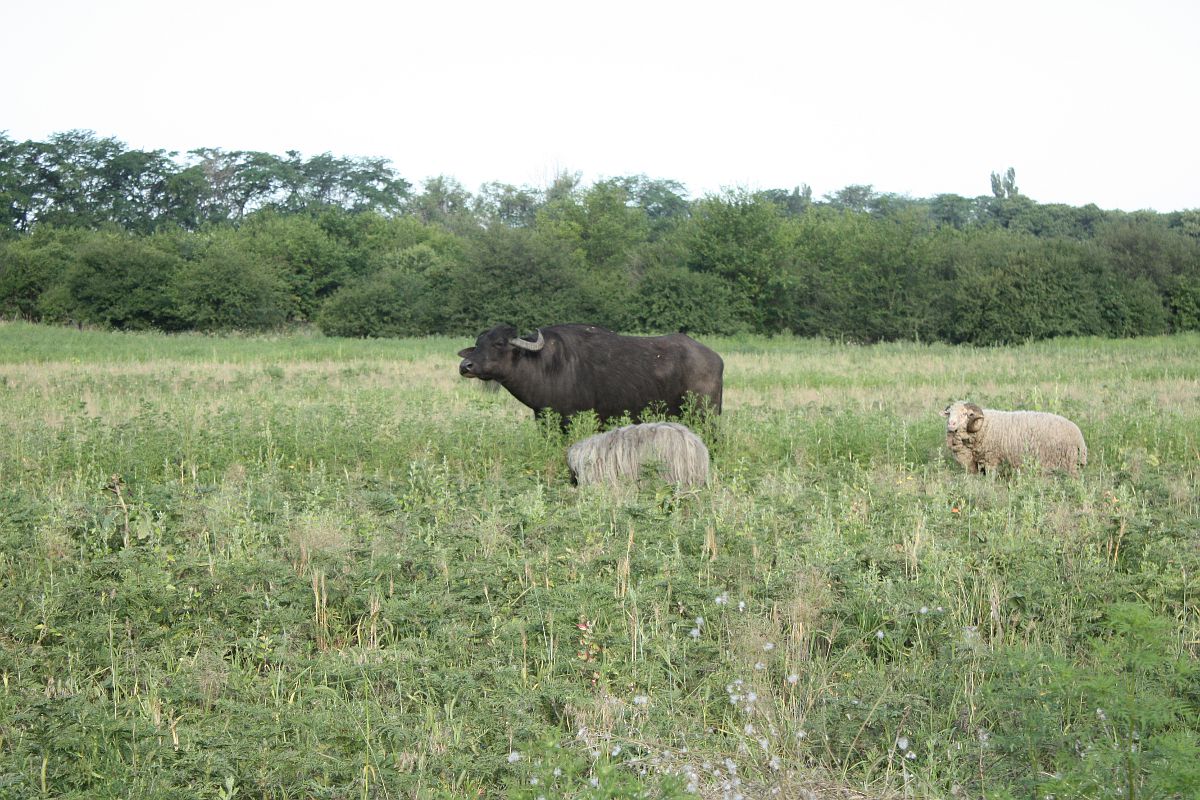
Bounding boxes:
942 401 984 435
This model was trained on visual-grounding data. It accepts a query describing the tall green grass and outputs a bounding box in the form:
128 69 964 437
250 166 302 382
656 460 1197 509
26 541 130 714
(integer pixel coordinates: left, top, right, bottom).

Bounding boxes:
1 322 1197 799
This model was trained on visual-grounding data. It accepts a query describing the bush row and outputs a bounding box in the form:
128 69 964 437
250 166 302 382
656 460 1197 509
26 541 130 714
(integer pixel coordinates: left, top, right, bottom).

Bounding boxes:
2 192 1198 343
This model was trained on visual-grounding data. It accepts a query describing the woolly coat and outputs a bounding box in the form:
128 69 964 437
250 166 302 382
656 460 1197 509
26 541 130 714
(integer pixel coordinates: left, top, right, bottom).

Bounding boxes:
567 422 710 488
943 401 1087 477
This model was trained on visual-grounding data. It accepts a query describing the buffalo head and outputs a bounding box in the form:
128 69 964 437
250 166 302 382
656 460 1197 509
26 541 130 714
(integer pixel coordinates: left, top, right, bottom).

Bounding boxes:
457 325 545 381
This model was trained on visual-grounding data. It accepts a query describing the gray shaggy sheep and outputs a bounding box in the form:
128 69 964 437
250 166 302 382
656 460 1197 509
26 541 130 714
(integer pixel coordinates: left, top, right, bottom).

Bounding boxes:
567 422 709 488
942 401 1087 477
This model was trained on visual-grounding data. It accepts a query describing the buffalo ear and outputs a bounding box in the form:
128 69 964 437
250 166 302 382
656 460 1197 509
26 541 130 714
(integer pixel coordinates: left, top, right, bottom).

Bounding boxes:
457 348 472 358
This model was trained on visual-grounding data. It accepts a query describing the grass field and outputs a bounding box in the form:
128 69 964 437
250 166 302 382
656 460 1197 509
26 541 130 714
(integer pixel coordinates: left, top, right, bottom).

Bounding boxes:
1 322 1198 799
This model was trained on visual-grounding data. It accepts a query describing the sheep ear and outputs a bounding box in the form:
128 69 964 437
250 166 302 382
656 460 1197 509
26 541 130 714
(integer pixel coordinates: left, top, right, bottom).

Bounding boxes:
965 403 984 432
940 406 950 418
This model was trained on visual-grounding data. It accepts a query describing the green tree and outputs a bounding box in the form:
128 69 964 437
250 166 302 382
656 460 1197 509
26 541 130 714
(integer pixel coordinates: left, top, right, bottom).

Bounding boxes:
171 236 289 331
188 148 291 221
929 193 975 229
631 265 748 334
235 212 355 320
756 185 813 217
474 182 543 228
822 184 876 213
686 190 785 331
0 227 86 319
615 175 692 236
409 176 474 231
990 166 1018 198
60 231 184 329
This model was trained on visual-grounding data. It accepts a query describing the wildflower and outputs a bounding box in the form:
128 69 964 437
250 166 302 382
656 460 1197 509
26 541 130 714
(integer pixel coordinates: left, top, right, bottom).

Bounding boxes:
769 755 782 770
689 627 700 639
715 593 728 605
919 606 929 615
787 673 799 685
530 777 539 785
763 641 775 651
896 736 909 750
906 750 917 760
876 630 885 640
744 723 755 735
553 767 562 777
758 736 769 751
738 600 747 612
633 694 649 706
951 506 960 514
796 730 807 740
611 745 621 756
723 758 738 774
695 616 704 626
589 777 599 787
745 691 757 703
1096 708 1107 721
507 751 522 763
755 661 766 670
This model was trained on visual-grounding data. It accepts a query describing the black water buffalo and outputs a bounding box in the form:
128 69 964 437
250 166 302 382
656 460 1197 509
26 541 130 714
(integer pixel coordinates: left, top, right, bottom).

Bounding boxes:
457 324 723 426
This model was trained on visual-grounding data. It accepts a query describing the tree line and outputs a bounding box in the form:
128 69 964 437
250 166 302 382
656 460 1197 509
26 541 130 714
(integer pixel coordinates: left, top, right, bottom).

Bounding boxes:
2 130 1198 343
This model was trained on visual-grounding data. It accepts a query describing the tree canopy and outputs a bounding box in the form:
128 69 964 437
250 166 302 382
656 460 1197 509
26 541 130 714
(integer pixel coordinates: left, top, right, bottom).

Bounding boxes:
2 131 1198 343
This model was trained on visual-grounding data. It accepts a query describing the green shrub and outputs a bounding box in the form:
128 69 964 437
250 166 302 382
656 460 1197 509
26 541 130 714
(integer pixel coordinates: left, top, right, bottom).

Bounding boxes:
630 265 749 334
62 230 184 329
317 268 435 337
0 228 87 320
171 238 290 331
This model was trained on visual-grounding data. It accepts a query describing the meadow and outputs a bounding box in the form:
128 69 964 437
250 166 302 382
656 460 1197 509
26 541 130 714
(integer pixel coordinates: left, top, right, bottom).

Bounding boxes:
0 322 1197 799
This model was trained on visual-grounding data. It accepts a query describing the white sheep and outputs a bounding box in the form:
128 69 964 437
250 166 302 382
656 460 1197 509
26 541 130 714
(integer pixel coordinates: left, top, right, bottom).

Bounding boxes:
942 401 1087 477
567 422 710 488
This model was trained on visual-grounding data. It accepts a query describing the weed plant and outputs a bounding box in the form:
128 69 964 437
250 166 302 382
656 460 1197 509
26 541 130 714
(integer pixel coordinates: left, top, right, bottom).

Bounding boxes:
0 322 1197 799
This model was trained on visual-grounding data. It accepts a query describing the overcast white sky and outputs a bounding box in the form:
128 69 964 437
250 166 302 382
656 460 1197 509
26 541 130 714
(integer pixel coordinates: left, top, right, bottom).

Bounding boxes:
3 0 1198 211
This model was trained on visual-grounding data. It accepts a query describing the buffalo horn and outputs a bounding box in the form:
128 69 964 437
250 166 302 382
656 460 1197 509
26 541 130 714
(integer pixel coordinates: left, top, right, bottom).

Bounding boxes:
510 329 545 351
